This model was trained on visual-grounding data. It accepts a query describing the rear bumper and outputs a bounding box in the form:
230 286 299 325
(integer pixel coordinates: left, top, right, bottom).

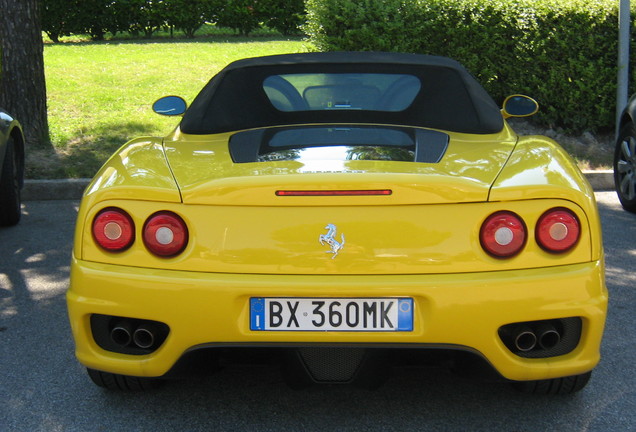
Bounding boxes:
67 258 607 381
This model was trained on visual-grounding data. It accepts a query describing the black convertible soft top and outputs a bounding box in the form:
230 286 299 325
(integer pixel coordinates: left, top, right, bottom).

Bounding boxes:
180 52 504 135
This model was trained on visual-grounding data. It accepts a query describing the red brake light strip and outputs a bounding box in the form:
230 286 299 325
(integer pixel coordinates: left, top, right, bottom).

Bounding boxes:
276 190 392 196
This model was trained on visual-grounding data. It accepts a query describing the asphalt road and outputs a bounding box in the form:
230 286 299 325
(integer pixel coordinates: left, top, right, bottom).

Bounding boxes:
0 192 634 432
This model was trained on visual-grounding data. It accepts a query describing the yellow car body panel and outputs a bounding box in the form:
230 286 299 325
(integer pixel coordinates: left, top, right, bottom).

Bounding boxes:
68 257 606 381
490 134 603 261
72 125 601 275
81 137 181 206
163 126 517 206
77 198 594 275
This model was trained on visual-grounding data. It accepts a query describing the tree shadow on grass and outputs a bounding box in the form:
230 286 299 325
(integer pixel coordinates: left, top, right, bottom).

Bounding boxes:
27 121 162 179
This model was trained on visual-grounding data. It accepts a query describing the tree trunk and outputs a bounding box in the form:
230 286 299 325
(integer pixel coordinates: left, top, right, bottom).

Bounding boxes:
0 0 51 149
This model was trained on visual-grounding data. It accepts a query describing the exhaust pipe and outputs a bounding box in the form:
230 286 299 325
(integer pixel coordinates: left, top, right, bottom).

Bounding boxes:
500 320 568 355
111 321 133 347
513 326 537 352
535 322 561 350
133 324 156 349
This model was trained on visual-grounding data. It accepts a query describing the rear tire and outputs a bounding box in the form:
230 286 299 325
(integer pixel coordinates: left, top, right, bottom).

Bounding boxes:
86 368 163 391
0 137 22 226
614 123 636 213
511 371 591 395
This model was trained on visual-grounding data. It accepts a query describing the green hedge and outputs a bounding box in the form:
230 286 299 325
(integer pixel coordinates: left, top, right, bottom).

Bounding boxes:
40 0 306 41
305 0 632 132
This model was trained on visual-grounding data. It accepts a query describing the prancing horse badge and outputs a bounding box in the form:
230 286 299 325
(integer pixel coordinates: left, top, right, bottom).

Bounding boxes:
319 224 345 259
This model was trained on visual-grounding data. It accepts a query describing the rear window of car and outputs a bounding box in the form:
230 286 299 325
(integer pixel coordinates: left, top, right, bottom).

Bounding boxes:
229 125 449 164
263 73 421 112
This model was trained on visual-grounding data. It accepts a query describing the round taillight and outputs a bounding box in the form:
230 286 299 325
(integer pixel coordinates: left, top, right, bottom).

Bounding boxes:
480 211 527 258
536 208 580 253
92 208 135 252
143 211 188 257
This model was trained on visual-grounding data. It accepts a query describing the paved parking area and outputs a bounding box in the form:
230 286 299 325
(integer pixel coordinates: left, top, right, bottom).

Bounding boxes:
0 193 634 431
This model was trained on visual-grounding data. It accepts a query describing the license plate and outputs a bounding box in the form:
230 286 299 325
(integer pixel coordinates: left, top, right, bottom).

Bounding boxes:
250 297 413 332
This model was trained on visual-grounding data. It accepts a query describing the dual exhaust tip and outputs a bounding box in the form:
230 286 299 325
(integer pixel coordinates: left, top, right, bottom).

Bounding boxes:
511 322 561 352
500 320 563 354
90 314 170 355
111 321 162 350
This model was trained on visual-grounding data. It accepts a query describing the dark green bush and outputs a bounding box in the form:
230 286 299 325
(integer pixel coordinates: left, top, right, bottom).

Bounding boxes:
163 0 212 38
39 0 305 39
119 0 167 38
305 0 631 132
41 0 152 41
52 0 117 41
41 0 75 42
261 0 306 35
210 0 262 36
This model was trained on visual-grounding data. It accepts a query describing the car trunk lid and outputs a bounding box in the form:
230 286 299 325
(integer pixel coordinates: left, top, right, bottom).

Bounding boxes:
164 127 517 206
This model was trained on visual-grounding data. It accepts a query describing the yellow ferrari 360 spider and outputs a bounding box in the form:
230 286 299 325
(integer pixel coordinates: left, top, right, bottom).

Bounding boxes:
67 52 607 394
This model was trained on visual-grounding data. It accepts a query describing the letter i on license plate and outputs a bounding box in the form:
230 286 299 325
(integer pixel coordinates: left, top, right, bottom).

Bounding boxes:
250 297 413 332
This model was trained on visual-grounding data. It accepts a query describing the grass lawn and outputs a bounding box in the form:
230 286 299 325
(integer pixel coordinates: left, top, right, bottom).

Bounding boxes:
34 36 309 178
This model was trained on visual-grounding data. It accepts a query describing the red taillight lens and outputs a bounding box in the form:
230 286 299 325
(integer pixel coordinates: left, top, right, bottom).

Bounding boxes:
480 211 527 258
276 190 392 196
143 211 188 257
92 208 135 252
536 208 580 253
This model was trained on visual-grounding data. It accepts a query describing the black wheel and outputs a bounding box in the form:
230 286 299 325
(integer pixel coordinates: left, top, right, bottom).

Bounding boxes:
511 371 591 395
0 136 22 226
86 368 163 391
614 123 636 213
